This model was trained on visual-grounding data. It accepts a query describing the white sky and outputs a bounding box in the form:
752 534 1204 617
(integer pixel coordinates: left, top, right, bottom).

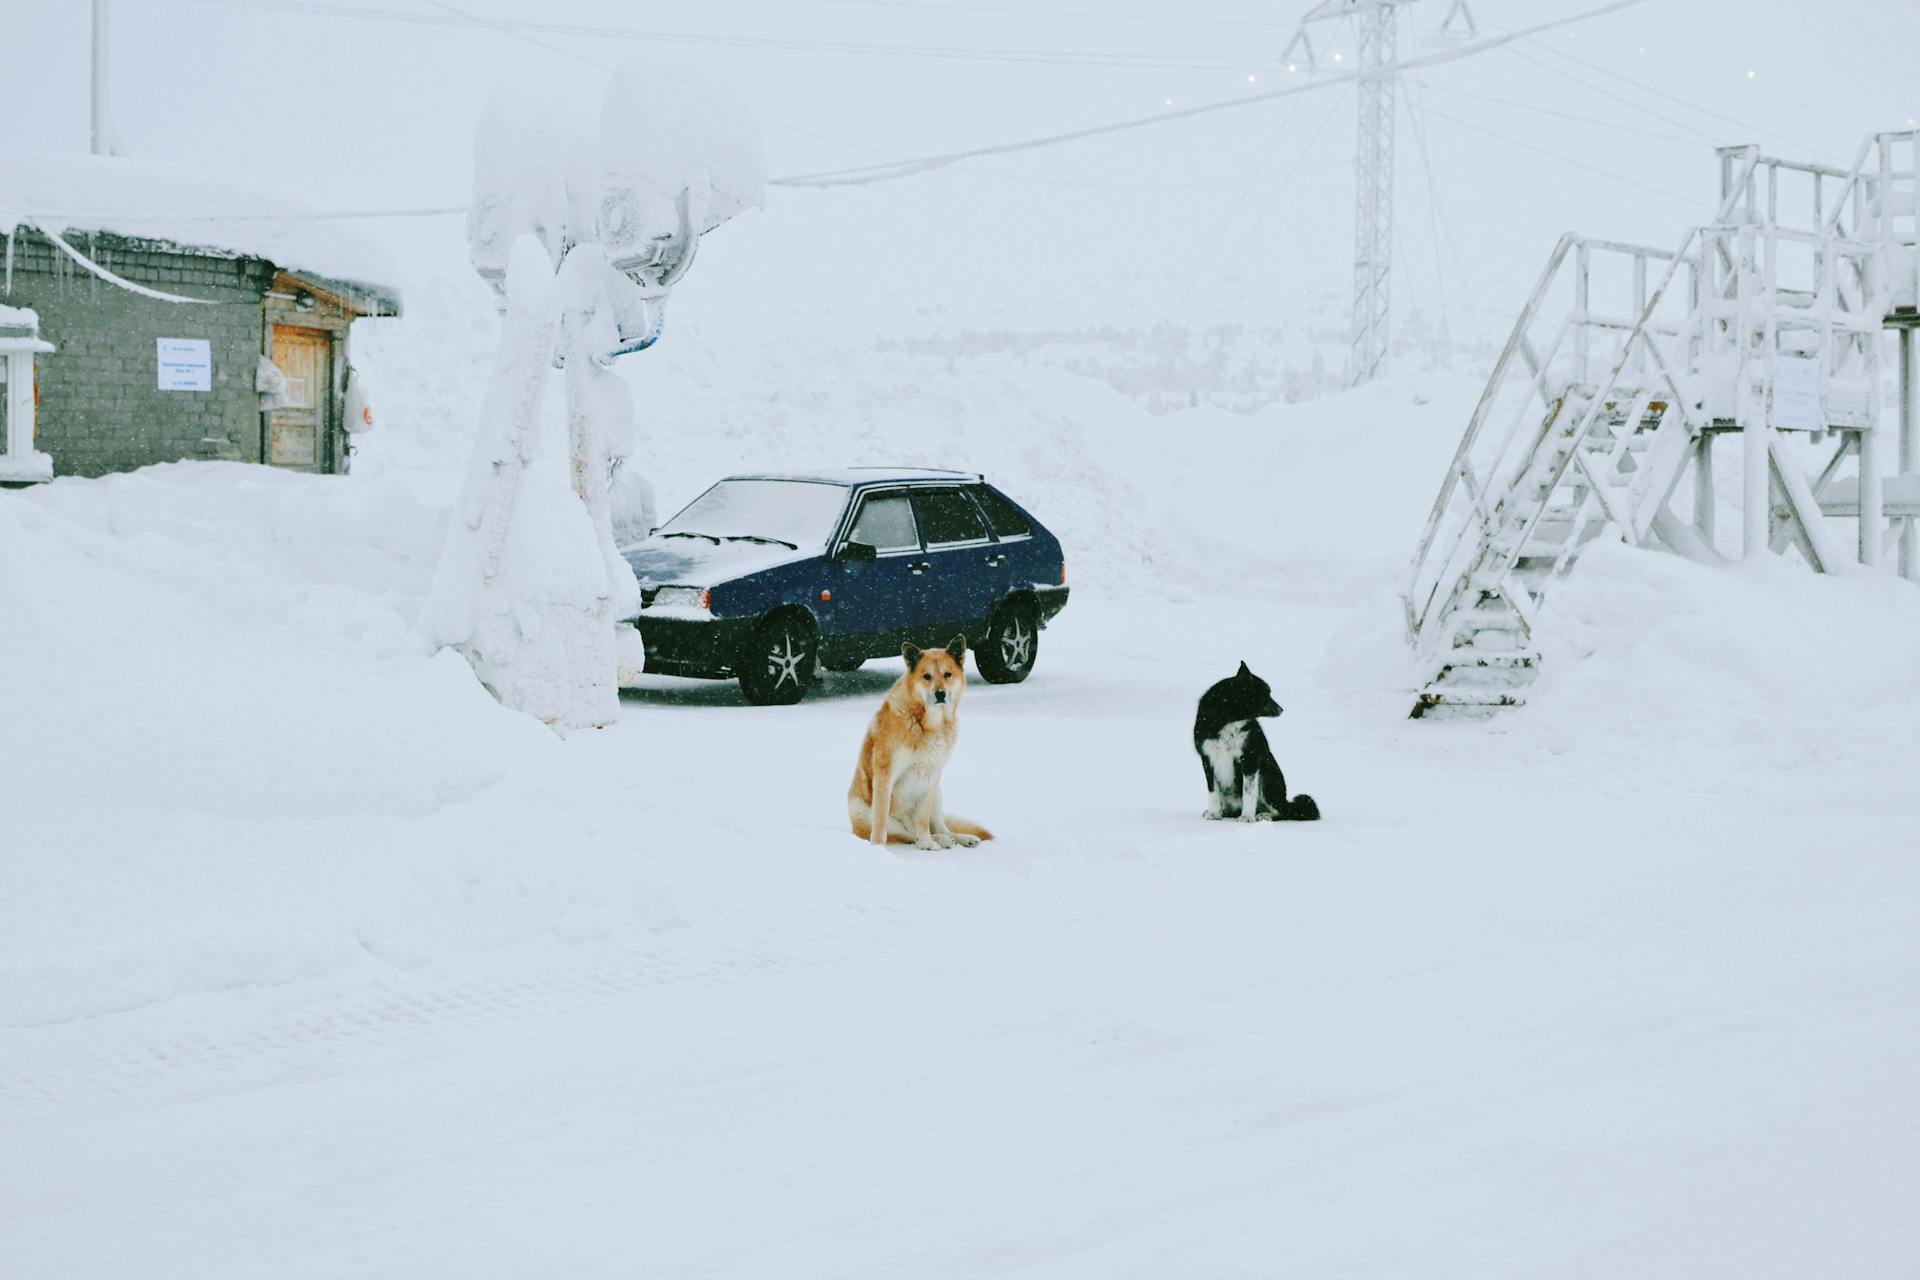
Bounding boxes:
6 0 1918 340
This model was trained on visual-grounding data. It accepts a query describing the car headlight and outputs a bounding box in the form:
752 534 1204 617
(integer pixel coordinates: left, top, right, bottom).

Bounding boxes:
650 586 711 611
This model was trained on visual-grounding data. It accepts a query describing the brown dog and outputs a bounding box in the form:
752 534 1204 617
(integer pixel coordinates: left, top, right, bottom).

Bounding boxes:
848 637 994 849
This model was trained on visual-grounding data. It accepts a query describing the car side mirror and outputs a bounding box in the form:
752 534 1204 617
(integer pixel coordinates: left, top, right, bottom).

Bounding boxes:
835 540 877 564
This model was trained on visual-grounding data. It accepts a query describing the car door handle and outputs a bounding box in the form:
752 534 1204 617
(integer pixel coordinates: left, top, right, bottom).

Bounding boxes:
908 560 932 574
984 553 1007 567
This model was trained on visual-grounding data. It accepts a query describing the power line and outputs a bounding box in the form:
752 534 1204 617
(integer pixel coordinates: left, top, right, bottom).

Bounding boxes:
177 0 1295 69
1403 91 1452 351
1177 84 1354 328
1167 93 1312 325
1407 77 1710 149
413 0 1276 197
1416 101 1697 206
1483 18 1822 155
1488 41 1728 148
1404 82 1483 351
819 0 1294 27
773 0 1652 188
419 0 599 69
23 205 469 222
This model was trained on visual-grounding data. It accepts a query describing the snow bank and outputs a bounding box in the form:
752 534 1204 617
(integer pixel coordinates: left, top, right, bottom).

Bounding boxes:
1528 542 1920 769
10 294 1918 1030
0 464 551 822
352 282 1474 604
0 149 398 293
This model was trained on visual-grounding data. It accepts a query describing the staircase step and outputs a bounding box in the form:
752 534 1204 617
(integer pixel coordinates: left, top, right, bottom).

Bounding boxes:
1410 688 1528 719
1441 650 1538 669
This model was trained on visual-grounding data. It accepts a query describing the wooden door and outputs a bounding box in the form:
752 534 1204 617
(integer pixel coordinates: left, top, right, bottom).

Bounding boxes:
268 327 331 470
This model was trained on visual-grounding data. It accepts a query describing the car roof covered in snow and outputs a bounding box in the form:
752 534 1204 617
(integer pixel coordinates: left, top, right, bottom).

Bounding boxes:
723 467 985 487
0 149 401 309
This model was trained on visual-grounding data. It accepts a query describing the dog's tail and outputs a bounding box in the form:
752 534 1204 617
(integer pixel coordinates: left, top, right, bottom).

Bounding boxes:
944 816 994 841
1282 794 1320 822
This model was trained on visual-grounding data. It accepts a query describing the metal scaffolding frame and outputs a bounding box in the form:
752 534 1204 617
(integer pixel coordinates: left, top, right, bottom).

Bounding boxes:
1402 127 1920 718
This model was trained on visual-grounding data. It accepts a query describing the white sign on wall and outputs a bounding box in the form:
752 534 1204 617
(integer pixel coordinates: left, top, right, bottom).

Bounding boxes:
1772 355 1826 432
157 338 212 392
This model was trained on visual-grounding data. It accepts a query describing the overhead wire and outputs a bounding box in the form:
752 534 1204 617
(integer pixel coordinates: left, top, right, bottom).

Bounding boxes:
1482 18 1823 155
1487 42 1725 146
177 0 1301 70
773 0 1652 188
1403 82 1484 351
1415 101 1697 207
416 0 1264 194
86 0 1670 223
1166 92 1312 326
1407 78 1710 149
1175 83 1354 329
1401 90 1452 353
818 0 1294 27
171 0 1654 192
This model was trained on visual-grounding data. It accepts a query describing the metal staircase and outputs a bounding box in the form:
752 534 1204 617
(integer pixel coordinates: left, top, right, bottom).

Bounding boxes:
1405 128 1920 719
1405 234 1701 715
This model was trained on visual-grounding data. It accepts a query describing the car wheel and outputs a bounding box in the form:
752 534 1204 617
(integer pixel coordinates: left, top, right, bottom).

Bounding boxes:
821 652 866 673
738 613 820 705
976 599 1038 684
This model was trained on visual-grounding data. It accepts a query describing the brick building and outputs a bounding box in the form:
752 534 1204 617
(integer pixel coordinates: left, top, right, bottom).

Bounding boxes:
1 151 402 482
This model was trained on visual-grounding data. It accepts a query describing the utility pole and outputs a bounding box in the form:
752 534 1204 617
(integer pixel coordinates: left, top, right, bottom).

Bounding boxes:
1286 0 1475 387
92 0 113 156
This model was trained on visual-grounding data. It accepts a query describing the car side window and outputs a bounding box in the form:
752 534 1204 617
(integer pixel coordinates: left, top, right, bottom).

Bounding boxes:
847 492 920 553
967 485 1032 539
913 489 990 547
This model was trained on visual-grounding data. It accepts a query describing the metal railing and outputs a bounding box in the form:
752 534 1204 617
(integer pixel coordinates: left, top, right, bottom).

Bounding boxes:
1403 231 1701 649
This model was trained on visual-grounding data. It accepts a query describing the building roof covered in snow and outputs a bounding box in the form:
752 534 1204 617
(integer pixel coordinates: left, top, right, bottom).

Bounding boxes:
0 149 401 309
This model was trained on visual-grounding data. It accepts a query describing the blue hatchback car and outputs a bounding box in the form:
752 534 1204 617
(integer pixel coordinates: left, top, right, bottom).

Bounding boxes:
621 468 1069 704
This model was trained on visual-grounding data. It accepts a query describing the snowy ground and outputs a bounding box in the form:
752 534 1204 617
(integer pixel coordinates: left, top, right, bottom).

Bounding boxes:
4 354 1919 1276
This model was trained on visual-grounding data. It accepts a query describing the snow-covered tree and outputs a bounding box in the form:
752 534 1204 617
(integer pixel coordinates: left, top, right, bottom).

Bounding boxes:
426 60 764 731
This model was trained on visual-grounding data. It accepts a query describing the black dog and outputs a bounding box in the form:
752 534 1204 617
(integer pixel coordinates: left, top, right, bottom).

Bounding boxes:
1193 662 1320 822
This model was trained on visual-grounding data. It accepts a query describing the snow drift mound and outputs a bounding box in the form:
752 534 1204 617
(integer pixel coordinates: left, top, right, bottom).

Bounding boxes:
1318 538 1920 792
1528 542 1920 771
0 463 556 820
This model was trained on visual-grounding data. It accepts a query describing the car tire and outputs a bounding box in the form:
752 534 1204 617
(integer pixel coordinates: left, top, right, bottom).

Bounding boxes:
976 599 1038 684
820 652 866 673
738 612 820 705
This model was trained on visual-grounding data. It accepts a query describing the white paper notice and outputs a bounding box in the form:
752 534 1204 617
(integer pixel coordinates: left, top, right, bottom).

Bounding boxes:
157 338 212 392
1772 356 1826 431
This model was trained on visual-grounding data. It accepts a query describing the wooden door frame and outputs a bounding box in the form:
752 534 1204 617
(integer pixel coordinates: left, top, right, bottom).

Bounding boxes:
264 324 333 473
259 272 361 475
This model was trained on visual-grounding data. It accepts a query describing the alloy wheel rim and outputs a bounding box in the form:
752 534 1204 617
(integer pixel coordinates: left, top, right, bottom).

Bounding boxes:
768 633 807 689
1002 616 1032 668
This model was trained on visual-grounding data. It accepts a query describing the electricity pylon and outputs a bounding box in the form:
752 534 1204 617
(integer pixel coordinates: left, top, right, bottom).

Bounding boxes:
1286 0 1476 386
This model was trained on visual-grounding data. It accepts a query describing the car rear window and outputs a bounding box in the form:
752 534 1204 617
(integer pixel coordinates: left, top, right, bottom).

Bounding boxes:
968 485 1032 538
914 489 989 546
847 493 920 552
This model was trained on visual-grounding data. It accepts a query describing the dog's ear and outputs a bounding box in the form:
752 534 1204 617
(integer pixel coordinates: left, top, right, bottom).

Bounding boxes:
948 634 967 660
902 642 922 668
1237 659 1252 678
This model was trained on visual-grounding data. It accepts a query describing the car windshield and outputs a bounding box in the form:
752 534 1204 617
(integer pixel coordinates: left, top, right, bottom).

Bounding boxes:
656 479 848 551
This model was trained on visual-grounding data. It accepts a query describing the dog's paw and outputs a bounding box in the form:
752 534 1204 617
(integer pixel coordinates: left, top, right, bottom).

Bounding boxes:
1203 802 1225 820
913 835 942 852
947 833 982 848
